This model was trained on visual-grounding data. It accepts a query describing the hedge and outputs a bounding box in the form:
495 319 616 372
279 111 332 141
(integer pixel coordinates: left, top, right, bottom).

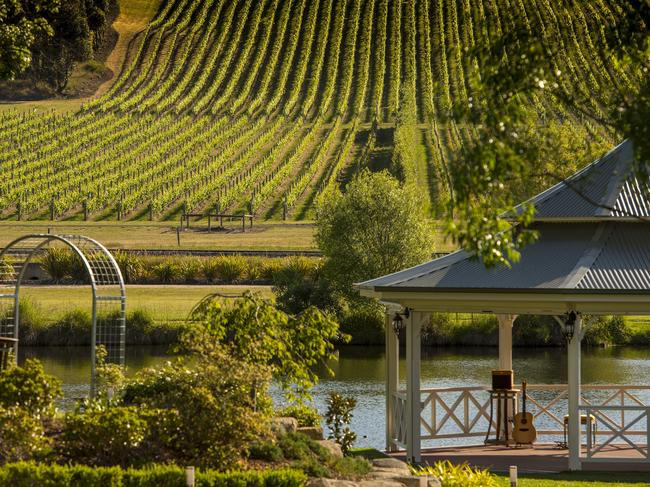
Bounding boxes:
0 463 307 487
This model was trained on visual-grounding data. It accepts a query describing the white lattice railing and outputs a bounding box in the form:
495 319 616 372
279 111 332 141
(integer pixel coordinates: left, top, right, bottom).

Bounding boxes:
582 405 650 463
391 385 650 453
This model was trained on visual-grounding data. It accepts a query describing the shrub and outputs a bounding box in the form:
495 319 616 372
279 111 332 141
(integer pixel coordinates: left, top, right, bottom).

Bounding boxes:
325 392 357 455
113 251 145 284
246 257 265 281
122 351 270 469
411 460 500 487
278 432 330 462
584 315 630 346
331 456 372 478
179 258 202 282
150 260 180 283
214 255 248 282
0 407 49 462
38 309 92 346
277 404 321 427
339 303 385 345
0 359 62 416
201 258 221 282
249 440 283 462
260 258 284 280
39 248 88 283
58 405 173 467
0 462 308 486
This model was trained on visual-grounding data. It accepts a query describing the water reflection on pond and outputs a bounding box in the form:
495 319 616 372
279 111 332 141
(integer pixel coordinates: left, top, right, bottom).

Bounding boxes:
20 345 650 449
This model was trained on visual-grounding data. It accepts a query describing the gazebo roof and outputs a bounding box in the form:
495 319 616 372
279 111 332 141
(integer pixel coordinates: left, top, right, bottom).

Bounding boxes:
512 140 649 220
358 140 650 315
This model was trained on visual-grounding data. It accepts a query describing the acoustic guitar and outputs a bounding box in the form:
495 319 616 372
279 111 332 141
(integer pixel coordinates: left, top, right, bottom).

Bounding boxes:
513 380 537 444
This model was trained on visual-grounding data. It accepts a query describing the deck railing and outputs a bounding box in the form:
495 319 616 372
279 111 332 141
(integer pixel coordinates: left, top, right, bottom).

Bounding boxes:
390 384 650 456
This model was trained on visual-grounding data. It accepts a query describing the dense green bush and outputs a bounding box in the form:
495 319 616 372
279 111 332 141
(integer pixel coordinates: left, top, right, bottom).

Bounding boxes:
39 248 88 283
277 404 321 427
584 316 630 346
122 352 270 469
214 255 248 282
113 251 145 284
0 359 62 416
150 260 181 283
58 405 176 467
0 360 62 463
0 462 308 487
339 303 385 345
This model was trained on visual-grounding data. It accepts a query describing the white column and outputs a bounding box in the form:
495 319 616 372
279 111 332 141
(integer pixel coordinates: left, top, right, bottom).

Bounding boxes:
406 311 421 463
568 314 582 471
496 314 517 370
385 311 399 452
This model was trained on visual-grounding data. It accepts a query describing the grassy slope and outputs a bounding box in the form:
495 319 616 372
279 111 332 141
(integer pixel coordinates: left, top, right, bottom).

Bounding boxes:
22 284 273 322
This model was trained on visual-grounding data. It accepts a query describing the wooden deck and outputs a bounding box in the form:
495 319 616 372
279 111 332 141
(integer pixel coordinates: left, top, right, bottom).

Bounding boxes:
390 444 650 473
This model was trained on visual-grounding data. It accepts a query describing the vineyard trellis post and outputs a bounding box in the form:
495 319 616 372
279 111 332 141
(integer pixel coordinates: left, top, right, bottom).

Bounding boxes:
0 234 126 396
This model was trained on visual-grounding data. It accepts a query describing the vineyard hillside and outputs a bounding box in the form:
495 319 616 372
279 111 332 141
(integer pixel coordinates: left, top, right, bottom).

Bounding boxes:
0 0 632 221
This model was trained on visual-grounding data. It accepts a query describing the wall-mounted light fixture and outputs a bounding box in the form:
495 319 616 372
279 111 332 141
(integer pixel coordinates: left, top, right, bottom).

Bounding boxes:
392 308 410 336
562 311 578 342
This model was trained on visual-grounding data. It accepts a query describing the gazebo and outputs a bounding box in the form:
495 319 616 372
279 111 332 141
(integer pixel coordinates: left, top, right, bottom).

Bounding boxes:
357 140 650 470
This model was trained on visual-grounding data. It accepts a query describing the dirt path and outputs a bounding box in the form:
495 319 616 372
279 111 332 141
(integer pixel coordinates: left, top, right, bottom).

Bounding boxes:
95 0 163 97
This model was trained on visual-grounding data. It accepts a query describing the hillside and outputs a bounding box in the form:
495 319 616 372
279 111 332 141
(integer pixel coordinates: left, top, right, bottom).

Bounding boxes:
0 0 633 222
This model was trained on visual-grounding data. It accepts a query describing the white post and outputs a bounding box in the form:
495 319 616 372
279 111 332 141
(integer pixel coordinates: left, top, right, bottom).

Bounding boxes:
385 311 399 452
406 311 421 463
568 314 582 471
496 314 516 370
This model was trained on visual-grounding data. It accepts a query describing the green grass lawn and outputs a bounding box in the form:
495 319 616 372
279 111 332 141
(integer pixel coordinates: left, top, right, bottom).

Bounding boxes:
22 285 273 323
497 472 650 486
0 221 318 251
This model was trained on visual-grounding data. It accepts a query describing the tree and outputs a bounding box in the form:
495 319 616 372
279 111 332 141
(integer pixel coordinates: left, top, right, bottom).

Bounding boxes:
0 0 59 80
444 4 649 268
28 0 91 92
316 170 435 295
185 292 344 402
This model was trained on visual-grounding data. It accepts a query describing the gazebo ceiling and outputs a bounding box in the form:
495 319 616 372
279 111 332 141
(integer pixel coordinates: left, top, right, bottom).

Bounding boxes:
357 140 650 315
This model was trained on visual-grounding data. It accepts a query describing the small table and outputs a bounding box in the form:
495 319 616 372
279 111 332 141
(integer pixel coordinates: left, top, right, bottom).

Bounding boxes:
484 389 519 446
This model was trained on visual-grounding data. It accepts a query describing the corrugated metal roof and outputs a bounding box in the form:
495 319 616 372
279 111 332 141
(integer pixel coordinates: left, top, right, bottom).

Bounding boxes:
578 224 650 290
359 222 650 293
510 140 649 220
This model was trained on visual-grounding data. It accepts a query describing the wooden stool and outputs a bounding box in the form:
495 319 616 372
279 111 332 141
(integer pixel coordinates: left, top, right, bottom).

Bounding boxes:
562 414 597 448
485 389 519 445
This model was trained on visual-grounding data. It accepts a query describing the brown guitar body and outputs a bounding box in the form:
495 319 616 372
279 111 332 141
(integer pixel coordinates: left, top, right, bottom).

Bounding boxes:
513 411 537 444
513 380 537 445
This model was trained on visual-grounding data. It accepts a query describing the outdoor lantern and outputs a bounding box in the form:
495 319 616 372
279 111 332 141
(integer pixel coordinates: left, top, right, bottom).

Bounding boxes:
391 308 410 336
563 311 577 341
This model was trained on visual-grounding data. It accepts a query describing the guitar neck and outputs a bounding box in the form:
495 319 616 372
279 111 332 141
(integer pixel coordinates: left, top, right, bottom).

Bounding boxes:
522 381 527 414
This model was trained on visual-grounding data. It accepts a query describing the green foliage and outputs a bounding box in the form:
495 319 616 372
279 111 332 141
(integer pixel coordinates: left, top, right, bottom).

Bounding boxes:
272 257 335 315
0 358 61 417
411 461 500 487
0 406 49 462
584 316 630 347
316 170 435 295
213 255 248 282
39 248 87 283
122 352 269 469
249 440 284 462
339 302 385 345
0 462 308 486
325 392 357 456
58 404 175 467
149 259 180 283
186 292 342 402
113 251 144 284
179 257 201 282
0 0 59 79
277 404 321 427
0 359 61 463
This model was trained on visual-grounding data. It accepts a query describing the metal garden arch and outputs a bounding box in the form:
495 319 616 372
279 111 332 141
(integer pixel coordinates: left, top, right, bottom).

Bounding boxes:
0 234 126 394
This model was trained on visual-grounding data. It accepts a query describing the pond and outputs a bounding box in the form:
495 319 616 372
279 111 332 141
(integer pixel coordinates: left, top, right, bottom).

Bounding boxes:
19 345 650 450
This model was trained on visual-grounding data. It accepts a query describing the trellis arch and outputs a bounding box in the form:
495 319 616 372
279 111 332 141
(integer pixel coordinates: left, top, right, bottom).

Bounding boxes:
0 234 125 394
